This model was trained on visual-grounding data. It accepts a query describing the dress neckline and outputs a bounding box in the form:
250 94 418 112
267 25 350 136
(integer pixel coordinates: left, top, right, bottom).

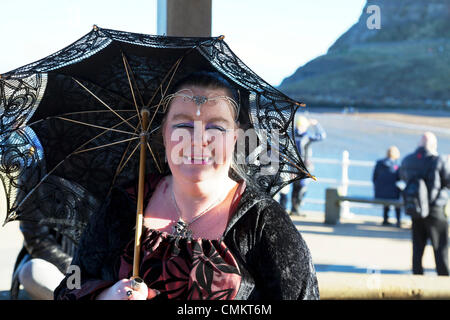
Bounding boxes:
140 176 247 242
142 225 225 242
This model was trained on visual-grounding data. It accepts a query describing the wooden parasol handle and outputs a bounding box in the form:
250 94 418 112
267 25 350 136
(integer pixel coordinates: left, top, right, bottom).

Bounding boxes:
132 108 150 279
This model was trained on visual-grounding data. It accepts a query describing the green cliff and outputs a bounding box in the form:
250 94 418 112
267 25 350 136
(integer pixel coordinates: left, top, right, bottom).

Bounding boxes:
279 0 450 110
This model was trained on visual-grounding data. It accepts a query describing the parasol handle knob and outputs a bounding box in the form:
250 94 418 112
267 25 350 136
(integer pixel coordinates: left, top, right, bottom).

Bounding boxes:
130 276 144 290
141 108 150 117
140 108 150 133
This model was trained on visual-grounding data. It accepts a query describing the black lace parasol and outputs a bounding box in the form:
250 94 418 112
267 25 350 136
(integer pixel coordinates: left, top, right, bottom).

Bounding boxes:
0 26 311 246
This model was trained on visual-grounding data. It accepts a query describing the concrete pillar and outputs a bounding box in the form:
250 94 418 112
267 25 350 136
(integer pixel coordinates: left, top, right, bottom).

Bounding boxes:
324 188 341 225
157 0 212 37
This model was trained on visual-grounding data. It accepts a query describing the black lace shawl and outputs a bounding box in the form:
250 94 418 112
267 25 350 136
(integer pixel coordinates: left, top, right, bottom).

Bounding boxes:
54 175 319 300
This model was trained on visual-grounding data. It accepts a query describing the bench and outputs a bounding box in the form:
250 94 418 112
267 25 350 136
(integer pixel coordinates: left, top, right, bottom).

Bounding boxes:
325 188 403 224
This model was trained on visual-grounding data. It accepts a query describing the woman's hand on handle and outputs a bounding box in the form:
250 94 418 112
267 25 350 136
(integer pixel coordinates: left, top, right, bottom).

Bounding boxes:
96 278 158 300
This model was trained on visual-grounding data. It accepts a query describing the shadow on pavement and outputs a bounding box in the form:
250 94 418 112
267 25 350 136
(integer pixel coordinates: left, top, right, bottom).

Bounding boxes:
314 263 437 275
292 218 412 240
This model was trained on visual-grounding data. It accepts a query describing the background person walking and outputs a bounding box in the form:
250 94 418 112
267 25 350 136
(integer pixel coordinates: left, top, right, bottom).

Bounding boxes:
399 132 449 276
289 115 326 216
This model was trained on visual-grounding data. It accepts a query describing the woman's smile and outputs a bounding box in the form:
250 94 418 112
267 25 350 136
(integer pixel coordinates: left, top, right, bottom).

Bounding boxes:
182 155 213 165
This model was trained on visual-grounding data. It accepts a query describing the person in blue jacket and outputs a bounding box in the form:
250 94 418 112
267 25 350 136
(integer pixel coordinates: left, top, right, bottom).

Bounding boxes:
372 146 402 227
289 115 326 216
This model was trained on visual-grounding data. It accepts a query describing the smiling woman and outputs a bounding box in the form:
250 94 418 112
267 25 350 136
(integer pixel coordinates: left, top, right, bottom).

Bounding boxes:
54 71 319 300
151 73 242 239
164 89 237 165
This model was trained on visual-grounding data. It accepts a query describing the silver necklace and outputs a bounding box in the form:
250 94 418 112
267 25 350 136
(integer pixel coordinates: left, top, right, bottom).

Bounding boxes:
171 189 226 238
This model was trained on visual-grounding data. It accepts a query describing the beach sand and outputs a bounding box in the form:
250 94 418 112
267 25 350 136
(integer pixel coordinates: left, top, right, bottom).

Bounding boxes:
349 112 450 129
309 108 450 130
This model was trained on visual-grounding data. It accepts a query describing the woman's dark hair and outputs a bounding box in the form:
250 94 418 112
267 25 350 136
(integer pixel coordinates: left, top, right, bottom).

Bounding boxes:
169 71 239 107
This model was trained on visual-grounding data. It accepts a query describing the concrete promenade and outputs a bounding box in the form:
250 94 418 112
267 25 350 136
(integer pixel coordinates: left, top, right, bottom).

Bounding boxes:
293 211 436 275
0 211 447 300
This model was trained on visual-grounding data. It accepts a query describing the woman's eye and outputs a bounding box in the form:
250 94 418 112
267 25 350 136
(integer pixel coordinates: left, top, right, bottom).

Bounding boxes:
173 123 194 129
206 125 226 132
172 123 227 132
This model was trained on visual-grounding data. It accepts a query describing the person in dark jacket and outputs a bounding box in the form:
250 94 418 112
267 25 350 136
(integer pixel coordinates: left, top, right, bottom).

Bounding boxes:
399 132 449 276
372 146 402 227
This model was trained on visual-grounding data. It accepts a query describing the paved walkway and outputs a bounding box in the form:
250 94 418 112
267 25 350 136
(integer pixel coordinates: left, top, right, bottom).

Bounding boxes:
0 211 446 299
293 211 441 275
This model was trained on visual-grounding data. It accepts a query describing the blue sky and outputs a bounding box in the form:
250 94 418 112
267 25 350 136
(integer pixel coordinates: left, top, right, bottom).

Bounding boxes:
0 0 366 86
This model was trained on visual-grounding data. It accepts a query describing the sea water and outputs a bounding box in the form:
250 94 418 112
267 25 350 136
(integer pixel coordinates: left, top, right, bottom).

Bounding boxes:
283 111 450 220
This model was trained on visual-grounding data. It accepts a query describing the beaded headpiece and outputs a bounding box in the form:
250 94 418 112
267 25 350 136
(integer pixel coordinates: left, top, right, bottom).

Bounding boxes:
162 88 240 121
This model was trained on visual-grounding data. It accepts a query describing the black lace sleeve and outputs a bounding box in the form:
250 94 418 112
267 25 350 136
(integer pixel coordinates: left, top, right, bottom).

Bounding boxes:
54 187 136 300
250 200 320 300
20 220 73 274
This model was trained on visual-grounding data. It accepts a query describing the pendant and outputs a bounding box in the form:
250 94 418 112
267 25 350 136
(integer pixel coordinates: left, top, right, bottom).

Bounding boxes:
193 95 207 116
172 218 192 238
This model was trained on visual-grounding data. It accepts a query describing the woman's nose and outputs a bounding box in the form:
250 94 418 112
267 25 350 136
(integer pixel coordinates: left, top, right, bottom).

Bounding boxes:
192 122 210 147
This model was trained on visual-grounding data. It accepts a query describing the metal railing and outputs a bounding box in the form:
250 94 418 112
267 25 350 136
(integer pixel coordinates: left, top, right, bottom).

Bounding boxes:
306 150 375 214
308 151 448 223
309 151 449 196
311 150 374 188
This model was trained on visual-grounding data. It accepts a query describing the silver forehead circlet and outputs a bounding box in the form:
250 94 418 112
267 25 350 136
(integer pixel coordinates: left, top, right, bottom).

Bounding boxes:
162 88 240 120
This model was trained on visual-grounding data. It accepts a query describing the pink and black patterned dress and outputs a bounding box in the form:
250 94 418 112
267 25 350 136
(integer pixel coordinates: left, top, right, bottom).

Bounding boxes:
119 228 242 299
54 174 319 300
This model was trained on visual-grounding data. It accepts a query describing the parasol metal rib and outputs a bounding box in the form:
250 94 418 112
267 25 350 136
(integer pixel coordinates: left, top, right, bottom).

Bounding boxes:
266 138 313 179
121 52 143 125
57 109 137 115
121 52 145 106
71 76 135 106
111 119 142 182
121 52 145 107
146 141 162 174
98 118 142 200
25 110 138 129
277 151 314 180
145 56 183 109
55 116 139 137
69 113 139 156
8 113 142 219
144 35 216 112
72 136 139 155
147 58 183 131
115 141 141 178
72 77 137 132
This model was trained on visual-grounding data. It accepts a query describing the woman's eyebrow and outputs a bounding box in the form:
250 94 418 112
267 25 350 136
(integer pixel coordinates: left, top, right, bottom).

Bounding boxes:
171 113 232 125
171 113 194 121
206 117 233 125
